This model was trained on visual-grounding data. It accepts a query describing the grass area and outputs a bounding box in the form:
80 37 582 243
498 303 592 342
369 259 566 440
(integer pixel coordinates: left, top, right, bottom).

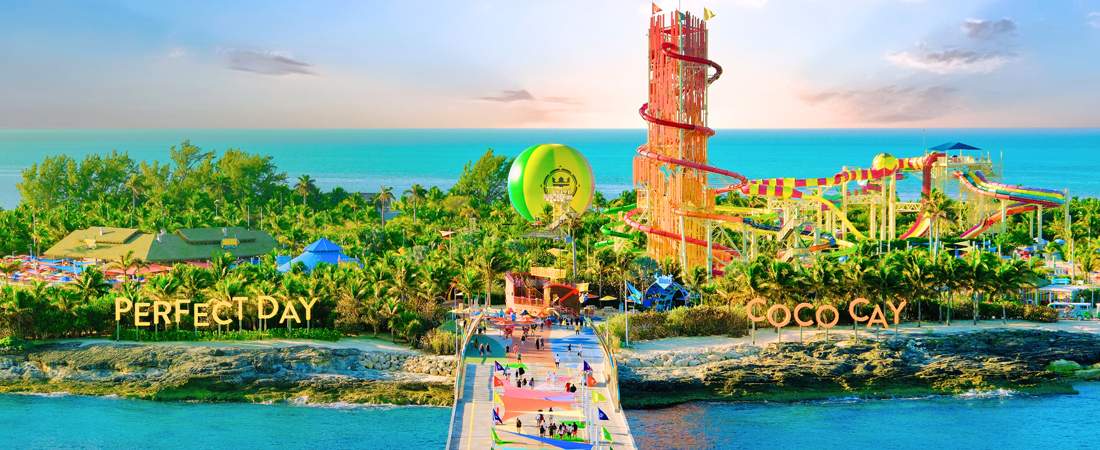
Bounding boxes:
438 320 457 334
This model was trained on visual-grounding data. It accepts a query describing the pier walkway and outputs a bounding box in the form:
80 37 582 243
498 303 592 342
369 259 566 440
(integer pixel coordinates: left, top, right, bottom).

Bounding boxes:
446 315 636 450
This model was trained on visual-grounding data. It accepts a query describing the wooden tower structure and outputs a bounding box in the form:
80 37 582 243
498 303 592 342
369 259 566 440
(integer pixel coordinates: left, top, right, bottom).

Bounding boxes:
634 11 716 269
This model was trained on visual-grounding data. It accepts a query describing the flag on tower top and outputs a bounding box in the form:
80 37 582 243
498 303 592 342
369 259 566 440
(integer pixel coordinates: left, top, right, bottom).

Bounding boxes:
704 8 716 20
652 2 662 14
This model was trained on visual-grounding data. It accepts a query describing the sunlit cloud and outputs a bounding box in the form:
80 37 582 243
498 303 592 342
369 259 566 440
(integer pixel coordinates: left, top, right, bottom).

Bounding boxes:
800 85 958 123
479 89 534 102
886 43 1012 74
220 48 315 76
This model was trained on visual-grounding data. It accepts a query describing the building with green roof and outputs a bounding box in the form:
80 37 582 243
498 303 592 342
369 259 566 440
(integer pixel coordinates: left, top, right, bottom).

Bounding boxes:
44 226 279 263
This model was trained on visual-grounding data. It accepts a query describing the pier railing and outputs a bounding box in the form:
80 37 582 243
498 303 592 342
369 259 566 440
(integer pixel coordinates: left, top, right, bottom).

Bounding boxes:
445 311 487 450
590 320 623 412
453 311 487 401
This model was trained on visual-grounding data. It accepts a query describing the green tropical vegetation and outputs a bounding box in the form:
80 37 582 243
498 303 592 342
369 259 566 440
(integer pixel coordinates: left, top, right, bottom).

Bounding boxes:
0 141 1085 352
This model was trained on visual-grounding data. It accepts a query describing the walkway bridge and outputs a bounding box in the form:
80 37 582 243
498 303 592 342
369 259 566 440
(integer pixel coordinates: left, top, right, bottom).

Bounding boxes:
446 312 636 450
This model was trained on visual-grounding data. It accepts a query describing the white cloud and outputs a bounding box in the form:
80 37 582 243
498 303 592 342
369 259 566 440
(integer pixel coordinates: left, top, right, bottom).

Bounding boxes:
1088 12 1100 28
962 17 1016 39
886 44 1012 74
167 47 194 58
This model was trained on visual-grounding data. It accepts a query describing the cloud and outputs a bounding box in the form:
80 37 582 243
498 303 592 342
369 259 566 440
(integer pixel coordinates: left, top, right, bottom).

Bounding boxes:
479 89 535 102
963 18 1016 39
220 48 314 76
1089 12 1100 28
167 47 194 58
800 85 958 123
886 43 1012 74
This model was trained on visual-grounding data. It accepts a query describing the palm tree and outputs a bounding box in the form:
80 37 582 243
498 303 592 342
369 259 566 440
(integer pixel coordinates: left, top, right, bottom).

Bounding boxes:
921 190 960 257
335 274 370 334
124 174 143 227
0 261 23 282
610 248 638 306
143 275 180 333
375 186 396 228
453 268 482 309
294 175 318 206
1 287 35 339
896 249 937 327
404 184 428 224
380 297 403 343
106 250 145 279
474 241 512 310
70 266 111 305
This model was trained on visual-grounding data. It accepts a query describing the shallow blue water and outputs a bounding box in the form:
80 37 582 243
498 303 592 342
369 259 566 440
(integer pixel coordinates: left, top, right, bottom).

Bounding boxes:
1 128 1099 209
0 394 449 450
626 383 1100 450
3 384 1100 449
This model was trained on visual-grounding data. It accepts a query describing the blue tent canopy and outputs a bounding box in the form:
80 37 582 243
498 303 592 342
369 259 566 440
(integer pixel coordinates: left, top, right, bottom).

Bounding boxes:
930 142 981 151
277 238 360 273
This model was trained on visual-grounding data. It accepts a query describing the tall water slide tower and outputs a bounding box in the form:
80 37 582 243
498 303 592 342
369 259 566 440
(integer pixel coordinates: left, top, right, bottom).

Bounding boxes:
634 11 730 270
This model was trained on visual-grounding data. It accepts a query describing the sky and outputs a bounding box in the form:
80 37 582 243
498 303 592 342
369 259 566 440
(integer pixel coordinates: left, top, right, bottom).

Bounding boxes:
1 0 1099 129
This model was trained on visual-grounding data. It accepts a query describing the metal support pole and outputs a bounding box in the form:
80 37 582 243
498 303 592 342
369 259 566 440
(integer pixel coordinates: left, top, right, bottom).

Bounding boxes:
706 220 713 279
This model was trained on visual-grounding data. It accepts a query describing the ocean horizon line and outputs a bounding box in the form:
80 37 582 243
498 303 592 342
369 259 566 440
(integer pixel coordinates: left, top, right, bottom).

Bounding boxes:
2 127 1100 132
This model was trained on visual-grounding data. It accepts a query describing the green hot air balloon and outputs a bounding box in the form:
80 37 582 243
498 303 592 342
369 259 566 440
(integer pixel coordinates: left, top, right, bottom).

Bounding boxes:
507 143 595 222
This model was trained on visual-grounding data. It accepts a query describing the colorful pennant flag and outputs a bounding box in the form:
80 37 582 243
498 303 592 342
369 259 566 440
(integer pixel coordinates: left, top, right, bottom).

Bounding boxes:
583 360 592 372
704 8 716 20
493 391 503 403
592 391 606 402
598 408 609 421
677 11 686 22
495 361 505 371
493 376 504 387
491 427 514 444
603 426 614 443
493 408 503 424
651 2 662 14
587 374 597 387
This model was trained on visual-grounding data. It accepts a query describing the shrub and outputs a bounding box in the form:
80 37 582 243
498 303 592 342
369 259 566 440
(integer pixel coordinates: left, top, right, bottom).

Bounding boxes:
605 306 749 342
111 327 342 342
0 336 33 351
420 328 457 355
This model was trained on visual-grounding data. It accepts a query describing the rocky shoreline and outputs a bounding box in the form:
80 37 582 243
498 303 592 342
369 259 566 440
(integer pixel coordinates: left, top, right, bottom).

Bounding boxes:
617 330 1100 408
3 329 1100 409
0 343 456 406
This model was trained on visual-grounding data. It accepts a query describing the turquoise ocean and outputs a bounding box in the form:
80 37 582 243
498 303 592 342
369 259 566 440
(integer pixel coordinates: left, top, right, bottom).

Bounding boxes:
1 129 1099 209
2 384 1099 449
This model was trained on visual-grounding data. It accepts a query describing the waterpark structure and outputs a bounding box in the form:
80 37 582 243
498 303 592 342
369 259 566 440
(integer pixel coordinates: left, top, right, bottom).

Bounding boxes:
597 9 1068 275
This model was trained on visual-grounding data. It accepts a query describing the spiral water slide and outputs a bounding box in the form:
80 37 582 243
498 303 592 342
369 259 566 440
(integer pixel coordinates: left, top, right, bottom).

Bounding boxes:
627 42 751 260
